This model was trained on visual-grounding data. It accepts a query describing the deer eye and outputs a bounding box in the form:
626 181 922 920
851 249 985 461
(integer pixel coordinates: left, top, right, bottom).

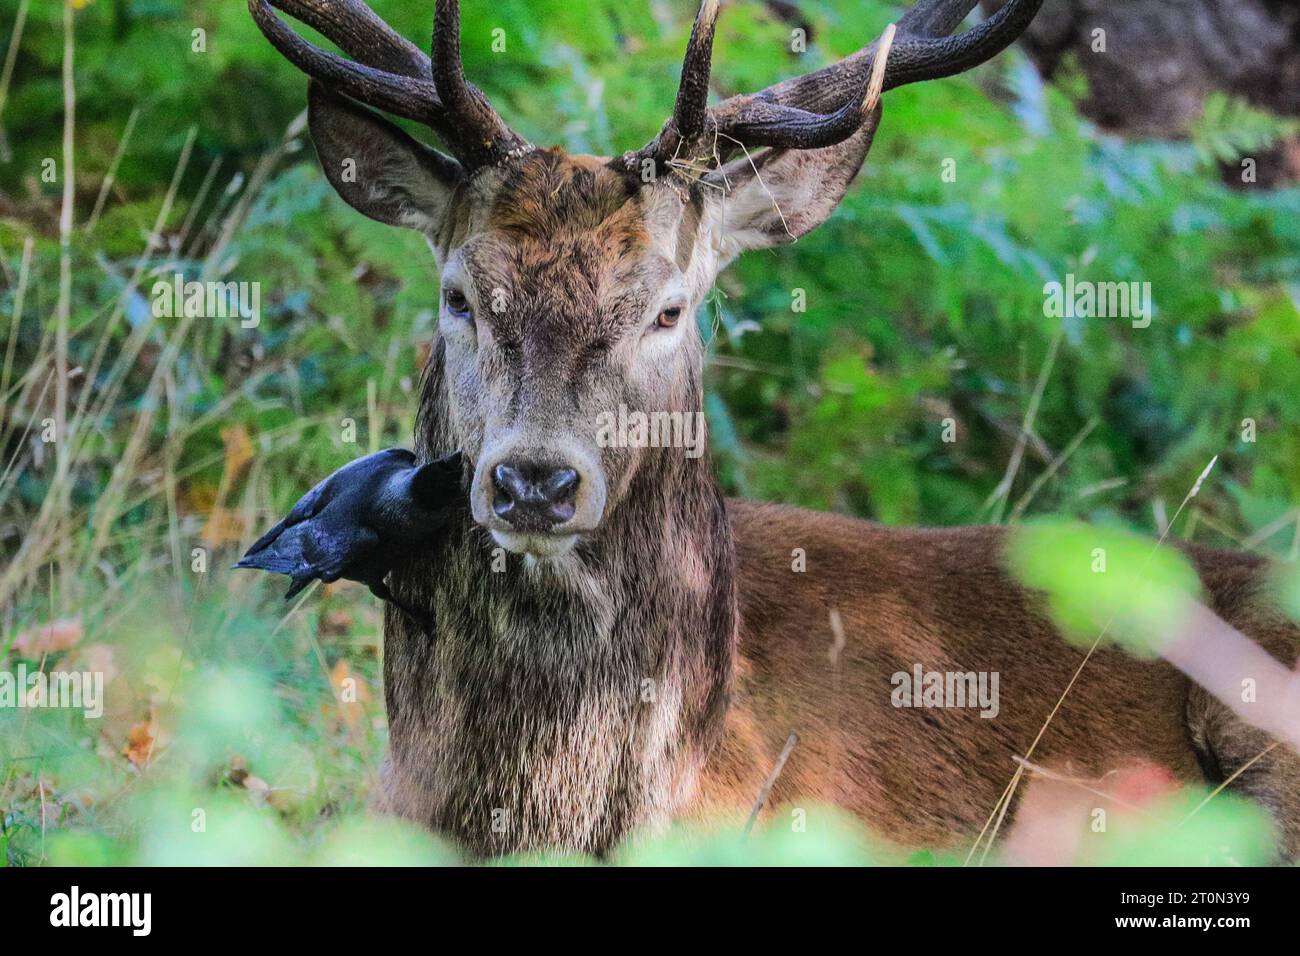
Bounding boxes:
444 287 472 320
656 306 683 329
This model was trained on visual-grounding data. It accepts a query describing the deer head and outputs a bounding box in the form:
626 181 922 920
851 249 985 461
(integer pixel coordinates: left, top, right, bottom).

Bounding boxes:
250 0 1042 560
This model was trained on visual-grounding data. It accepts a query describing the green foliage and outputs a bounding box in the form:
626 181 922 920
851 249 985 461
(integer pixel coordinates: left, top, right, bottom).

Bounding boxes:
615 806 885 866
1190 93 1300 166
1084 788 1277 867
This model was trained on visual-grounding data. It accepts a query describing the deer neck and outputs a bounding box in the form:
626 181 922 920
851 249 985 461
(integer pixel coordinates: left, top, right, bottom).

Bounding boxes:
383 343 737 856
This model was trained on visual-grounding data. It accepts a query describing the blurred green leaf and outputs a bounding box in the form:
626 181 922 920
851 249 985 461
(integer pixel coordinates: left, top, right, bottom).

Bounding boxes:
1006 521 1203 655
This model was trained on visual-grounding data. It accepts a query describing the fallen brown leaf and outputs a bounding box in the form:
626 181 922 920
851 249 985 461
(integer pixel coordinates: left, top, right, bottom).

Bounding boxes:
123 709 160 768
200 506 248 547
220 424 255 480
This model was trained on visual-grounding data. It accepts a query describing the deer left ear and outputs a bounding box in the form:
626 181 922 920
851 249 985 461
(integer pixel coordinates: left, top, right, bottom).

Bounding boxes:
702 107 881 262
307 81 464 236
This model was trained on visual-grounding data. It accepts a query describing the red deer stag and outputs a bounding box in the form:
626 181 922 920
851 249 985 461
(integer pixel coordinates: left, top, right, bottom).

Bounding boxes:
249 0 1300 859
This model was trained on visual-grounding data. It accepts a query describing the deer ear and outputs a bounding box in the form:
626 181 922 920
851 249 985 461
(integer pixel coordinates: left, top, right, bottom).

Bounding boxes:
703 108 881 260
307 81 462 234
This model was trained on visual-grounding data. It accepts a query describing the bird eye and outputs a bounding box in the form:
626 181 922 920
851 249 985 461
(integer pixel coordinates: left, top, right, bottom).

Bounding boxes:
656 306 683 329
444 287 472 320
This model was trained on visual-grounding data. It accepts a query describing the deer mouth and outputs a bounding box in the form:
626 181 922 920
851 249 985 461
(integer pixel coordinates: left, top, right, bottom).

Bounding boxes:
489 528 580 560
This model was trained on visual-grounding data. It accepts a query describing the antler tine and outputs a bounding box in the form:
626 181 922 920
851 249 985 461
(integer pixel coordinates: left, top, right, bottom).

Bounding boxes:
257 0 430 76
613 0 721 177
669 0 722 147
895 0 984 39
714 0 1042 154
248 0 528 171
249 0 439 121
619 0 1042 176
880 0 1043 90
703 77 875 152
431 0 528 166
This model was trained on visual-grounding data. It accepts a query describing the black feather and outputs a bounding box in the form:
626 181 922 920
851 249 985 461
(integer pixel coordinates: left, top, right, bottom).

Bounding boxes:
234 448 463 626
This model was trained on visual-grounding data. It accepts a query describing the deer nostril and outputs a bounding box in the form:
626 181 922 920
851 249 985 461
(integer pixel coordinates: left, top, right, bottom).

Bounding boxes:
491 464 524 519
543 468 579 503
491 462 581 530
542 468 579 524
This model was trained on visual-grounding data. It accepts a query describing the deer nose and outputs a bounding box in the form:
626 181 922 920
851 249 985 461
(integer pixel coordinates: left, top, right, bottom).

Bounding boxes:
491 462 580 531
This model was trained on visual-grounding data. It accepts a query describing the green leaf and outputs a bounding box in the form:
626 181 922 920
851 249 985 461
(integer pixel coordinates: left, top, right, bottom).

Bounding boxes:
1006 521 1203 656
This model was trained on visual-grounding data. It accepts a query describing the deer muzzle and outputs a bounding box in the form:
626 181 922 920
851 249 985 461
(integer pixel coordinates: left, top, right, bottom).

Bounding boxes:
470 439 607 558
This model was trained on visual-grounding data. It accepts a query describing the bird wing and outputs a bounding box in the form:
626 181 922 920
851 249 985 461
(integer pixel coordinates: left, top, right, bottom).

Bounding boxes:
300 521 380 585
234 523 310 573
240 448 417 560
240 474 332 557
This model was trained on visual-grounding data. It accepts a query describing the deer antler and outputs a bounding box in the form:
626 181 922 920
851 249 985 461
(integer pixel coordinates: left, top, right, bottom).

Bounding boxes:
619 0 1043 176
247 0 528 170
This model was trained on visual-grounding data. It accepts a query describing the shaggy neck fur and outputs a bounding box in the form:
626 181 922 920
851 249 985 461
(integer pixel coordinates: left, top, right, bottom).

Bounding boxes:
383 339 737 857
